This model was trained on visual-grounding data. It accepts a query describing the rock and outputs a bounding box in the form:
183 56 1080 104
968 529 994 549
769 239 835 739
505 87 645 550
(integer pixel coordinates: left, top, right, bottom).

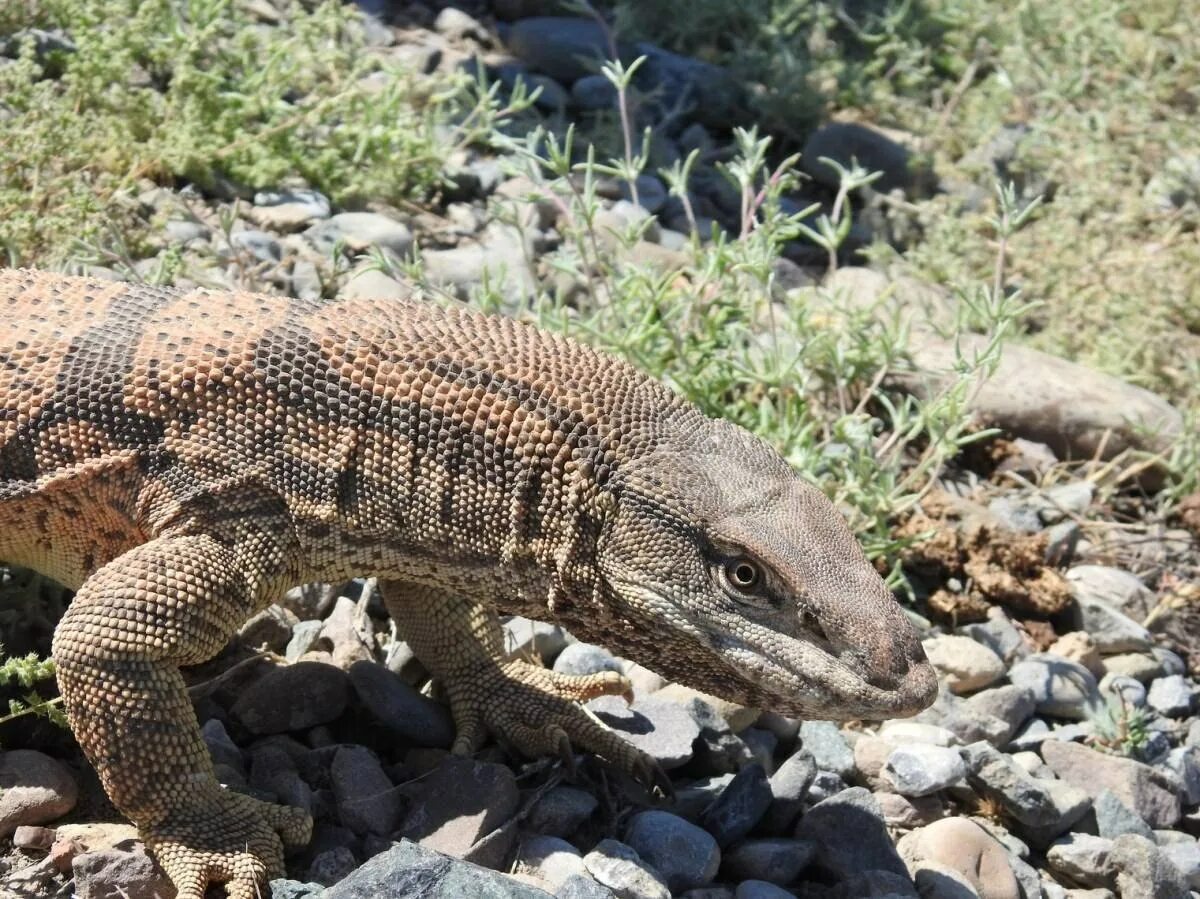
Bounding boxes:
341 267 411 300
805 769 847 806
1066 566 1157 621
1108 833 1189 899
307 211 415 258
897 818 1019 899
0 750 79 837
1008 654 1102 720
1164 746 1200 805
835 868 920 897
1093 789 1155 840
270 880 326 899
201 718 245 775
347 659 455 748
240 604 301 653
421 225 536 305
1048 632 1105 678
552 642 622 676
527 785 597 839
894 336 1182 469
582 839 671 899
571 73 617 110
631 44 744 131
499 17 625 84
699 763 772 847
502 617 572 664
959 742 1090 845
555 874 617 899
433 7 487 41
513 834 586 888
250 188 331 231
801 122 913 193
1101 653 1163 683
798 721 856 778
988 494 1044 533
734 878 799 898
1040 481 1095 522
922 635 1005 695
1099 673 1148 707
228 228 282 263
309 845 359 885
231 662 350 734
13 824 55 849
961 685 1036 745
588 693 700 770
760 751 817 834
721 837 815 885
875 792 943 828
1067 594 1152 654
1046 833 1114 888
398 757 520 867
164 218 211 245
959 610 1028 664
72 840 173 899
794 787 908 881
1041 740 1180 828
1159 840 1200 889
1147 675 1194 717
325 839 551 897
331 745 403 836
624 810 720 892
882 744 966 797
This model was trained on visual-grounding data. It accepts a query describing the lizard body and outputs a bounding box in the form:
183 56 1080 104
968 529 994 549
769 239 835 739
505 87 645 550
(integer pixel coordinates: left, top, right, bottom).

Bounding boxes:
0 268 935 897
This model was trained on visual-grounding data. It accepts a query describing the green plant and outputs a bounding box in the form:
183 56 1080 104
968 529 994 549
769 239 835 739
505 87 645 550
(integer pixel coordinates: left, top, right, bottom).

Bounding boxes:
1091 693 1151 759
0 0 451 264
0 646 65 742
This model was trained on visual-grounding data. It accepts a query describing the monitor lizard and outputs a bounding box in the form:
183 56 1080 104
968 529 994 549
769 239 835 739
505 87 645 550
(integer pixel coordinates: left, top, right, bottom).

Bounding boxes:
0 268 937 898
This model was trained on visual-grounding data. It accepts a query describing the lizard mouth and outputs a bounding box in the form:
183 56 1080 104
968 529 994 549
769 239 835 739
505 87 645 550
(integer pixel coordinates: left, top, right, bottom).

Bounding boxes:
712 627 937 720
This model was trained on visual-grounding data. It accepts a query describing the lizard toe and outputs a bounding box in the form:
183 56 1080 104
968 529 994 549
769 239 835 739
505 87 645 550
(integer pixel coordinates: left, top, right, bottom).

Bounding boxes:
144 789 301 899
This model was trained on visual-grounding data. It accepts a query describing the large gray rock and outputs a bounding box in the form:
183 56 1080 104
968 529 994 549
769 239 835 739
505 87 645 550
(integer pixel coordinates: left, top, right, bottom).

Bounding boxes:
1040 740 1181 829
722 837 816 885
231 662 350 734
699 763 772 847
801 122 914 193
1007 654 1102 720
325 839 551 898
1066 566 1157 620
582 839 671 899
347 660 455 748
1109 834 1189 899
893 333 1182 468
623 810 720 893
794 787 908 881
959 742 1090 846
922 635 1005 695
760 751 817 834
397 757 520 867
798 720 856 778
882 744 966 797
1045 833 1114 889
72 840 174 899
331 745 403 836
588 693 700 770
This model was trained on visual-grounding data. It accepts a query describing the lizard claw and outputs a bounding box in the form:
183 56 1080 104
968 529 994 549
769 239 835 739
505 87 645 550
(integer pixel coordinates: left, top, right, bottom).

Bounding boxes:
444 658 666 794
145 788 311 899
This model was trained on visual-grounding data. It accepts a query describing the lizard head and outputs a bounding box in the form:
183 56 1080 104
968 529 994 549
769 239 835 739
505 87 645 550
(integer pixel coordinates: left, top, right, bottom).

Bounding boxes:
595 414 937 721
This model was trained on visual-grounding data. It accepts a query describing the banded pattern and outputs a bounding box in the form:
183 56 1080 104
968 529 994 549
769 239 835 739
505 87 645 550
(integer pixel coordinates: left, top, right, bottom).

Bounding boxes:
0 268 935 899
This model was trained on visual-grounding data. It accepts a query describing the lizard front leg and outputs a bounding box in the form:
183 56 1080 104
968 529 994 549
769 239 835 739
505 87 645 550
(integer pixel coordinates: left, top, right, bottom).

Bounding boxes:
52 534 312 899
380 580 668 791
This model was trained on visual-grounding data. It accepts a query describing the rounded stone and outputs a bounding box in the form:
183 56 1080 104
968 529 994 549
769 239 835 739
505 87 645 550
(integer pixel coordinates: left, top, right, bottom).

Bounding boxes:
624 809 721 893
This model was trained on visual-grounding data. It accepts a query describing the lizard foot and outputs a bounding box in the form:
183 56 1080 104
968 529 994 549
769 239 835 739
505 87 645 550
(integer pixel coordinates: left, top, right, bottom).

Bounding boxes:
447 659 672 795
144 788 312 899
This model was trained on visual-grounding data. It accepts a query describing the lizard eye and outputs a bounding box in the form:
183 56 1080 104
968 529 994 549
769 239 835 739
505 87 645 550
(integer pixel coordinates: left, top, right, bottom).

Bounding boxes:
725 558 761 591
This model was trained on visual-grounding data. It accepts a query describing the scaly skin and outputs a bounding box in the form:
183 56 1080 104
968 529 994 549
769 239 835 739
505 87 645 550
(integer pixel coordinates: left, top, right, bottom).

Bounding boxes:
1 268 936 897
